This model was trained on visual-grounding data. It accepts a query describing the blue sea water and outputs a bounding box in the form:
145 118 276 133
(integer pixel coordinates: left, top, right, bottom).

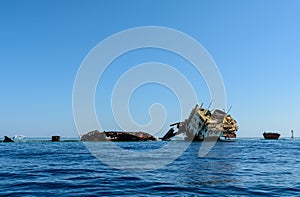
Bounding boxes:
0 139 300 196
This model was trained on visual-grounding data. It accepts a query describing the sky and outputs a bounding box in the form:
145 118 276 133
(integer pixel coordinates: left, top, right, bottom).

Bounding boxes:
0 0 300 138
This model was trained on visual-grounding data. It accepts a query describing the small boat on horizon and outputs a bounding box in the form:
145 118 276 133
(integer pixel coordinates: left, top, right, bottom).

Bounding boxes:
263 132 280 140
12 135 26 141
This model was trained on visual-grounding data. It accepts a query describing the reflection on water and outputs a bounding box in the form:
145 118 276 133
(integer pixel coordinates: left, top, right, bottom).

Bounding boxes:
169 142 237 186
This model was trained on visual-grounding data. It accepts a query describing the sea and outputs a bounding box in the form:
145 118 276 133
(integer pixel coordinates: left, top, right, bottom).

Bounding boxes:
0 138 300 196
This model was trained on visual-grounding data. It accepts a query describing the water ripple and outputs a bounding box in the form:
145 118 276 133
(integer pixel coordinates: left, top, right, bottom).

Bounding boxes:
0 139 300 196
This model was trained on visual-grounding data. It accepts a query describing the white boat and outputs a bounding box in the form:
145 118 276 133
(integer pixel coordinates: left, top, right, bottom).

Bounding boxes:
12 135 26 141
219 136 236 142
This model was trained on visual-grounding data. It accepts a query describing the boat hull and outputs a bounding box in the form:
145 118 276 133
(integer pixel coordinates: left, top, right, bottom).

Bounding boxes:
263 132 280 139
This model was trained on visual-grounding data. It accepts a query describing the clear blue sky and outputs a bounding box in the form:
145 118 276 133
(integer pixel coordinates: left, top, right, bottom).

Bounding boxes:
1 0 299 137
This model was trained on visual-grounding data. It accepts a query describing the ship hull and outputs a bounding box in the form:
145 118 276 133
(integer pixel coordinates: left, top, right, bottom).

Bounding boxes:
263 132 280 139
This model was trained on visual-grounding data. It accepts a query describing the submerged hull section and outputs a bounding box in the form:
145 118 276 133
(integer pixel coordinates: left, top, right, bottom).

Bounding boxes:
263 132 280 139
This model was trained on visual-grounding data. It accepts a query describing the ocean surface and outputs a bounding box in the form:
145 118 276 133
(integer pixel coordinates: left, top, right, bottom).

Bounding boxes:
0 138 300 196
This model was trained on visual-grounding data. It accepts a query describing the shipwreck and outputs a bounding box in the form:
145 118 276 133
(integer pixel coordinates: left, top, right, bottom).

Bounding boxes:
81 104 238 142
161 104 238 141
81 130 157 142
263 132 280 140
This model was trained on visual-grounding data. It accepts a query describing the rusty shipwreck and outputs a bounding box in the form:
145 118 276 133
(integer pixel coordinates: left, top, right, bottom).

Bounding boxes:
161 104 238 141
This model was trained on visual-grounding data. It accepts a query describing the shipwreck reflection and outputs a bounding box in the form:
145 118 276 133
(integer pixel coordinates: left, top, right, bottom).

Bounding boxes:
169 141 238 186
